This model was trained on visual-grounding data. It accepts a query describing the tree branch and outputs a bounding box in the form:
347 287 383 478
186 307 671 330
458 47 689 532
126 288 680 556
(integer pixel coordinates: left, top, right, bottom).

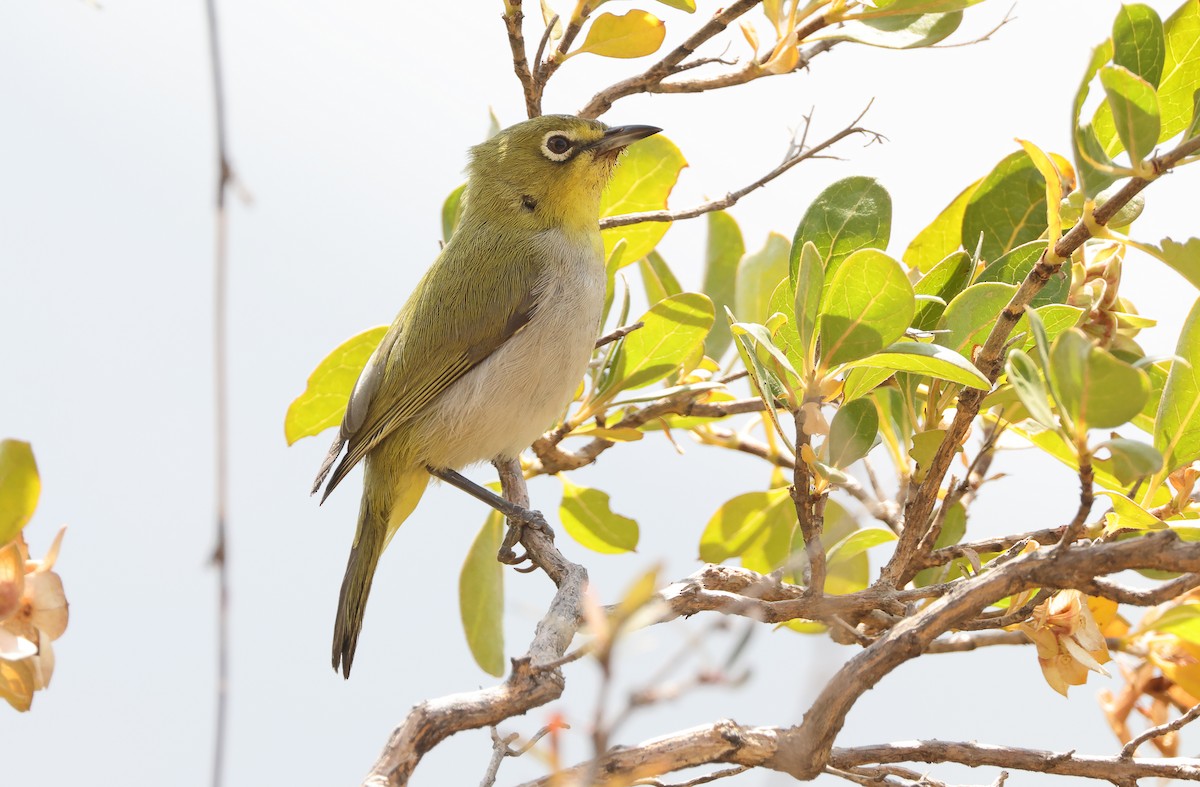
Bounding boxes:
1121 702 1200 759
881 132 1200 588
599 111 879 230
578 0 765 119
361 487 586 785
502 2 539 119
829 740 1200 782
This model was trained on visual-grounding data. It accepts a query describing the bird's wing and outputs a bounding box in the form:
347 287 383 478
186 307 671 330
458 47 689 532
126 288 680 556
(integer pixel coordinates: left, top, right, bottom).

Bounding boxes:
314 232 544 500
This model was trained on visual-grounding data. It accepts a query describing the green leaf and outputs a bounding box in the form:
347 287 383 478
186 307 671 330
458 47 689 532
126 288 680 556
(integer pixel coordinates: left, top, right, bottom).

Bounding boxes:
1028 304 1085 351
842 366 894 401
735 233 790 326
730 322 801 387
914 502 967 587
574 10 666 58
1145 237 1200 289
559 477 639 554
834 11 962 49
827 398 879 468
940 282 1017 358
792 241 825 371
1188 87 1200 140
0 440 40 545
1050 328 1151 433
1098 490 1164 533
1158 0 1200 142
825 527 897 567
818 249 915 367
1148 603 1200 644
978 242 1067 306
767 278 805 373
699 488 792 563
1113 4 1165 87
285 326 388 445
459 512 505 676
1099 64 1162 165
611 293 714 391
702 211 745 358
904 180 980 272
654 0 695 11
1074 40 1121 198
793 177 892 285
1155 298 1200 472
1097 438 1163 485
961 150 1048 263
729 312 794 452
1005 349 1056 429
639 250 683 306
844 341 990 390
600 134 687 266
909 429 946 469
442 183 466 243
913 251 972 330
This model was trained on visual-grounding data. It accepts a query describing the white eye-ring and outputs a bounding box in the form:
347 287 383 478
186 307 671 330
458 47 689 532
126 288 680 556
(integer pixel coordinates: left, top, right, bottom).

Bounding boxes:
541 131 574 161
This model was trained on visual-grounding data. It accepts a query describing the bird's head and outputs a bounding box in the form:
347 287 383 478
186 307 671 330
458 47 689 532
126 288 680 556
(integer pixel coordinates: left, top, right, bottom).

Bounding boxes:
463 115 660 233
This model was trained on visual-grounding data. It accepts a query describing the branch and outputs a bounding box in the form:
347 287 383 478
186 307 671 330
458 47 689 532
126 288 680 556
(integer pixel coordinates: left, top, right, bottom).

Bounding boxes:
578 0 765 119
599 111 879 229
829 740 1200 782
1121 702 1200 759
768 531 1200 779
202 0 234 783
502 2 539 118
361 484 586 785
881 132 1200 588
530 397 764 475
516 721 1200 786
923 629 1030 654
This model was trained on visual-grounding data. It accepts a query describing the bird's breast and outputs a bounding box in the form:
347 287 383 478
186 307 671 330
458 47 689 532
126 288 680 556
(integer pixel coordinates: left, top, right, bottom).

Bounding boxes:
413 227 606 468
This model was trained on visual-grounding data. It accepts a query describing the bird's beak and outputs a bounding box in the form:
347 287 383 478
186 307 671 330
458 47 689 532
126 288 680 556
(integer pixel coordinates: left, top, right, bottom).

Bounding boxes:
587 124 662 156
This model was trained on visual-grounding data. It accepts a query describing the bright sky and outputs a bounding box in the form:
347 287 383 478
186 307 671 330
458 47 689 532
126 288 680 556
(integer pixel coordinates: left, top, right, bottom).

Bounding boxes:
2 1 1197 785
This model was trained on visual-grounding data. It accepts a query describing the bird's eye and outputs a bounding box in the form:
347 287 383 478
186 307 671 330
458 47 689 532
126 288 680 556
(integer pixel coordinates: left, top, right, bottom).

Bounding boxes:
541 132 575 161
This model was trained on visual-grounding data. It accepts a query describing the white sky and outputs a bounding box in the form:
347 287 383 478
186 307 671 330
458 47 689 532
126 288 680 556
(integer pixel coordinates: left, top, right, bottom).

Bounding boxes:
2 1 1198 785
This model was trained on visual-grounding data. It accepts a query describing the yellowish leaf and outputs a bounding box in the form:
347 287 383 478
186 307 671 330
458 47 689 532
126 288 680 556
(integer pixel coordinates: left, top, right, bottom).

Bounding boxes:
573 11 666 59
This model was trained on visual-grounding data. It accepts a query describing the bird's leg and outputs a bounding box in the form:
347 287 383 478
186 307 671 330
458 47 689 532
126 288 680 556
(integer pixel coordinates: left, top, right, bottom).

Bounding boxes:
425 464 552 566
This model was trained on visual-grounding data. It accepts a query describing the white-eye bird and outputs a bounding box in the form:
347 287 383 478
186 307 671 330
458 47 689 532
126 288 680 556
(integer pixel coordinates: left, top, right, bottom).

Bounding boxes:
312 115 660 677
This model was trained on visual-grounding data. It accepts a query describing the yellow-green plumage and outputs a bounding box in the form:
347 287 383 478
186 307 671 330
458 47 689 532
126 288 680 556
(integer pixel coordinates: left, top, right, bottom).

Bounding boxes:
313 115 660 677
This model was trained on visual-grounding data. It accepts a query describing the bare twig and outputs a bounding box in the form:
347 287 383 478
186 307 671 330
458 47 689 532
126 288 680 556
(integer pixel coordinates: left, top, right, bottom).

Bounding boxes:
1057 449 1095 548
1121 702 1200 758
502 2 538 118
829 740 1200 783
924 629 1030 654
595 321 644 349
202 0 233 783
599 110 880 230
633 765 751 785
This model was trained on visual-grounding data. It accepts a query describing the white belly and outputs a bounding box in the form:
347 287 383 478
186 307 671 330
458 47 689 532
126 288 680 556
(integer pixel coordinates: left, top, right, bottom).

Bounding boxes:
410 228 605 469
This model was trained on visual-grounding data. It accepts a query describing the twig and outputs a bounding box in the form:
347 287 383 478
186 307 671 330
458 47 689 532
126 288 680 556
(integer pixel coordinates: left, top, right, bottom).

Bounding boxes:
479 728 519 787
599 111 880 230
1121 702 1200 758
1056 449 1095 548
829 740 1200 783
633 766 751 785
924 630 1030 654
502 2 538 118
595 321 644 349
579 4 831 118
202 0 233 784
881 132 1200 588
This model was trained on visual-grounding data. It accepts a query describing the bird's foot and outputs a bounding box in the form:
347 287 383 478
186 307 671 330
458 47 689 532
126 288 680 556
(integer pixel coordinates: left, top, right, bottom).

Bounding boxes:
497 508 554 567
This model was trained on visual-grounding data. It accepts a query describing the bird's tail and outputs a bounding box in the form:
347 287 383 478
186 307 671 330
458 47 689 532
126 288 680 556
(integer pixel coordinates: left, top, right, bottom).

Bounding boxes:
332 463 428 678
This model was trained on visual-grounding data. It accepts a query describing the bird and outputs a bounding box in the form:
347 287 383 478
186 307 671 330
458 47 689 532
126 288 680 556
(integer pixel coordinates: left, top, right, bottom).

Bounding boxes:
312 115 661 677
